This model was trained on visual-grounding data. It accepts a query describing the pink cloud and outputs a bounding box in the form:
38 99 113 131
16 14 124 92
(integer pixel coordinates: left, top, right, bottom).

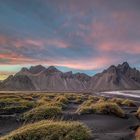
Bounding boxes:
0 35 45 49
58 58 111 70
86 21 126 44
0 34 119 70
13 39 45 49
25 39 44 46
0 34 69 49
0 52 35 64
0 51 115 70
45 56 117 70
99 42 140 54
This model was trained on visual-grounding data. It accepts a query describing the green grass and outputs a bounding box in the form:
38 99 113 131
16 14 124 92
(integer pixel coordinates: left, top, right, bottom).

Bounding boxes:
77 101 125 118
0 120 91 140
37 95 69 109
0 96 35 115
64 94 87 104
0 106 30 114
21 105 62 122
0 93 134 119
0 98 21 106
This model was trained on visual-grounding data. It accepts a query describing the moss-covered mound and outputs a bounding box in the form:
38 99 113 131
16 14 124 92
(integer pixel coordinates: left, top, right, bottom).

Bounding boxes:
0 120 91 140
77 102 125 118
22 105 62 122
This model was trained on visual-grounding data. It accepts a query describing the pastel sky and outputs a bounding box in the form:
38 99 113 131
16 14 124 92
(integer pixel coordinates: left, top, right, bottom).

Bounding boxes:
0 0 140 79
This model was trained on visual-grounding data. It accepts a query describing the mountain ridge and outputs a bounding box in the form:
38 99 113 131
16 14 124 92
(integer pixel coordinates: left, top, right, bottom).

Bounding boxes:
0 62 140 91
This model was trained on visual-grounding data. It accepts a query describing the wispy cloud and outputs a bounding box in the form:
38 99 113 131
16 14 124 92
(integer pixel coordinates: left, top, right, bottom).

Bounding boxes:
0 0 140 73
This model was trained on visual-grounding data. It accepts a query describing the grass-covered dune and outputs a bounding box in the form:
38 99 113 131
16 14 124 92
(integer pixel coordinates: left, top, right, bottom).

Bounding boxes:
22 105 62 122
0 92 139 140
109 98 137 107
121 99 136 107
0 92 137 119
77 101 125 118
0 95 35 115
0 120 91 140
37 94 69 109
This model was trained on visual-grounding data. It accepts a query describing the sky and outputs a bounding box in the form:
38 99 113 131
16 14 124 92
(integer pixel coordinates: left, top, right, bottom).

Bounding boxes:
0 0 140 80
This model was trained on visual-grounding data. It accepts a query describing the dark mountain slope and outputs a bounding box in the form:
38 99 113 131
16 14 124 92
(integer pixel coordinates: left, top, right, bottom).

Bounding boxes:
0 75 35 91
0 62 140 91
2 65 90 91
88 62 140 91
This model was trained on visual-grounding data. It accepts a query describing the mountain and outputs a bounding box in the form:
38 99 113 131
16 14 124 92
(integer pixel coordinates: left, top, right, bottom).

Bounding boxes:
0 62 140 91
0 75 35 91
0 65 90 91
88 62 140 91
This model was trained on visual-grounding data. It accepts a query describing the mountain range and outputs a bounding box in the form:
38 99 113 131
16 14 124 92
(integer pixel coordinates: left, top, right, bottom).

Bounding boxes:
0 62 140 91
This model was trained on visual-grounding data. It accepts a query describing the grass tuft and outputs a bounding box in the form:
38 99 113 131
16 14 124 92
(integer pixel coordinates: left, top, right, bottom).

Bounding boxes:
77 101 125 118
122 99 136 107
109 98 124 105
21 105 62 122
0 120 91 140
54 95 69 104
0 97 35 115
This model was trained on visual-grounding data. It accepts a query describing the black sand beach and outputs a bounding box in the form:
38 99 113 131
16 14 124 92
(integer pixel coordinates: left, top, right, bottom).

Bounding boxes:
0 91 139 140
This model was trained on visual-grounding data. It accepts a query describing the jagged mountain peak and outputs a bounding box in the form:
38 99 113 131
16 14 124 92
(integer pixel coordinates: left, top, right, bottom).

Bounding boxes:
117 62 130 73
17 67 30 75
64 71 73 75
46 66 60 73
122 61 129 66
74 73 91 81
107 65 117 72
0 62 140 91
118 62 130 68
21 67 29 72
89 62 140 91
29 65 46 74
105 62 130 74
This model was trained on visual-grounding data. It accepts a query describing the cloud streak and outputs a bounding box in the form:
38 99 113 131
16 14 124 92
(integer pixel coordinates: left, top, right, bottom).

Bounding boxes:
0 0 140 74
